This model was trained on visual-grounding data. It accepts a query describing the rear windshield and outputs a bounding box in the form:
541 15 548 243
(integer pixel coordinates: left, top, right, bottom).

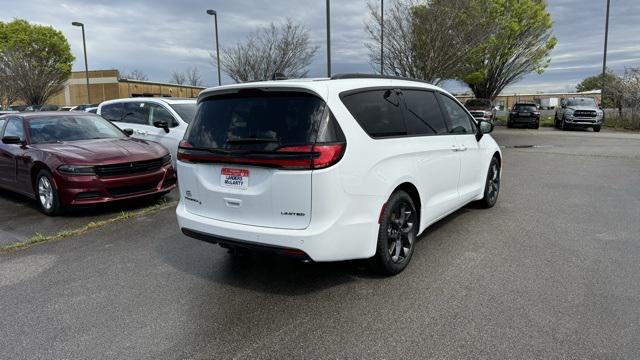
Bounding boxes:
185 91 342 151
465 99 491 107
514 104 537 111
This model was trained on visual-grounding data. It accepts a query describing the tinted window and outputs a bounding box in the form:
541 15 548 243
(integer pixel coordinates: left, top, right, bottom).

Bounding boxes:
402 90 448 135
342 90 406 138
101 103 124 122
4 119 24 140
0 119 5 132
169 103 197 124
439 95 474 134
514 104 537 112
149 103 177 127
28 115 125 144
186 92 336 151
122 102 150 125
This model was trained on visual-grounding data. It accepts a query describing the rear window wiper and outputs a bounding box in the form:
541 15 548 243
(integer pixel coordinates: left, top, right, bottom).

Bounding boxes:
226 137 280 145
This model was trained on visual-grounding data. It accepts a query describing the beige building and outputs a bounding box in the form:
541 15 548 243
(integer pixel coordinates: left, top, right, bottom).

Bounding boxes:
48 70 206 106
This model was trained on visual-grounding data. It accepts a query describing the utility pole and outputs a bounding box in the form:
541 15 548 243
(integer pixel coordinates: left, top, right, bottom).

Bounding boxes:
601 0 611 107
326 0 331 77
72 22 91 104
380 0 384 75
207 9 222 86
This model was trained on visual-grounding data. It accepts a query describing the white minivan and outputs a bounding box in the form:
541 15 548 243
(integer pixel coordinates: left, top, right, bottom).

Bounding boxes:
98 98 197 163
176 75 502 275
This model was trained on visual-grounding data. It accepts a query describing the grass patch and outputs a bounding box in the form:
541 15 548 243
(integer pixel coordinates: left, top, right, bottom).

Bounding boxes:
0 199 176 253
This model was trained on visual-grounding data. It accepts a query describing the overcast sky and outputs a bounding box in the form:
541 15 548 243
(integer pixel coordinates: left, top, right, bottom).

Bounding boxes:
1 0 639 94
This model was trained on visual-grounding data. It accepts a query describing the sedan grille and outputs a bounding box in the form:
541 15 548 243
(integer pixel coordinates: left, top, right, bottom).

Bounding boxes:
108 182 158 197
95 158 163 177
573 110 597 118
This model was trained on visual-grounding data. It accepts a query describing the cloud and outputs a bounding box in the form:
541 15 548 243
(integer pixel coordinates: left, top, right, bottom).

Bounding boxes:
0 0 638 92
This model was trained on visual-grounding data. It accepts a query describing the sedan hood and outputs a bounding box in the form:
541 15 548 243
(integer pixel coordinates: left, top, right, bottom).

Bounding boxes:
33 138 168 165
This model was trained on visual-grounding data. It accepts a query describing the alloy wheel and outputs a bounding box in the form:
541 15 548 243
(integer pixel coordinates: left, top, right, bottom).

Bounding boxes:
38 176 54 210
386 202 416 264
487 162 500 204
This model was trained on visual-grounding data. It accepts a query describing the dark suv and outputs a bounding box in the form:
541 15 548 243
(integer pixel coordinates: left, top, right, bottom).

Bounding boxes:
508 103 540 129
464 98 496 124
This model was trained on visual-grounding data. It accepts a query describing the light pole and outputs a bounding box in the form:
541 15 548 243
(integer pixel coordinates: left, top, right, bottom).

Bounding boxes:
72 22 91 104
601 0 611 107
326 0 331 77
380 0 384 75
206 9 222 86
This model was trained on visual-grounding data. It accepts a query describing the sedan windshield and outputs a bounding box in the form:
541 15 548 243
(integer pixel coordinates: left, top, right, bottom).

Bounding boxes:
28 115 125 144
567 98 596 107
169 103 197 123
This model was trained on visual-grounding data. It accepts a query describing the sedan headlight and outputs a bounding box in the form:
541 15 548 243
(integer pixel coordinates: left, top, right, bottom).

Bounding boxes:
57 164 96 176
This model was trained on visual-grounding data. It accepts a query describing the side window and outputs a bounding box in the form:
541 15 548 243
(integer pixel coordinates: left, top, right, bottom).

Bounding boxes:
149 103 178 127
3 118 24 140
341 89 406 138
101 103 124 122
122 102 151 125
439 94 475 134
0 119 6 133
401 90 448 135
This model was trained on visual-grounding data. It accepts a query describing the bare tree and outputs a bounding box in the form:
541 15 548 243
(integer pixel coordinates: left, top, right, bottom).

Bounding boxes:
620 67 640 129
121 69 149 81
0 49 69 105
365 0 487 84
185 67 203 87
170 71 186 85
218 19 318 82
0 74 18 108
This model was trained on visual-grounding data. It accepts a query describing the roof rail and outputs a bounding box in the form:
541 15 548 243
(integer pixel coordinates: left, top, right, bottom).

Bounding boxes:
330 73 434 85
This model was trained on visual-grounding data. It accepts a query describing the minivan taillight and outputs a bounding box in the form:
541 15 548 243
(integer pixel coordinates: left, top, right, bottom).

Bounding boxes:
277 144 345 169
177 142 345 170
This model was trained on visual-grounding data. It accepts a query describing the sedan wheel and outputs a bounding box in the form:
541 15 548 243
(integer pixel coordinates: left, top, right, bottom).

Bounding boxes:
36 170 61 215
478 157 501 208
372 191 417 275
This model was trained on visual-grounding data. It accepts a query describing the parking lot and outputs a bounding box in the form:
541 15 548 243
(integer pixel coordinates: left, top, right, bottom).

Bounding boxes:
1 127 639 359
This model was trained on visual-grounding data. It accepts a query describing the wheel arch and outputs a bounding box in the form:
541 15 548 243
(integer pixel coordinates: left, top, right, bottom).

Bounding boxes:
30 161 52 195
391 182 422 231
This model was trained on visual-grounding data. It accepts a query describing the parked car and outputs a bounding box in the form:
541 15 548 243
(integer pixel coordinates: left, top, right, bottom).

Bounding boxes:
7 105 29 112
26 104 59 112
58 106 75 111
98 98 197 164
464 98 497 124
507 102 540 129
71 104 99 111
175 75 502 275
0 112 176 215
554 97 603 132
85 107 98 114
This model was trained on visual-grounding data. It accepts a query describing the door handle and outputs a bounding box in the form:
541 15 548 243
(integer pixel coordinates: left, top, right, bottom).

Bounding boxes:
458 145 468 152
135 130 147 136
451 145 461 152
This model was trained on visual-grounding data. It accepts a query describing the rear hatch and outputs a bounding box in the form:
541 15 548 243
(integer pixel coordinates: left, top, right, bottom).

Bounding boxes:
178 89 345 230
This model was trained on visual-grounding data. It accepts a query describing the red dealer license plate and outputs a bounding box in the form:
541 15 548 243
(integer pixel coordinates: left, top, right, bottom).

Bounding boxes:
220 168 249 190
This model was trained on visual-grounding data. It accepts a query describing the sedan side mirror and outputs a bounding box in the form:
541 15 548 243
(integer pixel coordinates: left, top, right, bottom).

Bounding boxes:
153 120 170 133
2 136 23 145
122 128 134 136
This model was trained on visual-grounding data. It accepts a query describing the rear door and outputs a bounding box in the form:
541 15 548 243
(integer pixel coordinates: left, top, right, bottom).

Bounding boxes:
147 102 182 160
178 90 342 230
399 89 462 221
120 101 153 139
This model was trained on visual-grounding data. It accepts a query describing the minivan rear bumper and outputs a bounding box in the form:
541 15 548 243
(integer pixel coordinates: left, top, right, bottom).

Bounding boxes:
176 199 380 262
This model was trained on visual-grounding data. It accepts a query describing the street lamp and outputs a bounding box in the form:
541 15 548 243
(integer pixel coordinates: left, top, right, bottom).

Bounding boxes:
72 21 91 104
326 0 331 77
380 0 384 75
206 9 222 86
601 0 611 107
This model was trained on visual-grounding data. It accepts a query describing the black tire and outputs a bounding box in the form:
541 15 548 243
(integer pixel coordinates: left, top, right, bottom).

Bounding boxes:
561 115 568 131
371 191 418 276
593 126 601 132
35 169 62 216
506 122 513 128
533 123 540 129
478 157 501 209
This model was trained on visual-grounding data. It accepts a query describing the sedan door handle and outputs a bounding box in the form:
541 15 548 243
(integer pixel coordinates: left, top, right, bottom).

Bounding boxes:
451 145 461 152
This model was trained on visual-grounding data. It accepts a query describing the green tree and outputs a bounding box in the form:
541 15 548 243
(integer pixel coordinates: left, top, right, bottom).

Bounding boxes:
461 0 557 100
0 19 74 105
576 70 622 109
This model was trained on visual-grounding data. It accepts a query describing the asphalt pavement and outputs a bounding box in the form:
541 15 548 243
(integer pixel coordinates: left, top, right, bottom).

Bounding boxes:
1 127 639 359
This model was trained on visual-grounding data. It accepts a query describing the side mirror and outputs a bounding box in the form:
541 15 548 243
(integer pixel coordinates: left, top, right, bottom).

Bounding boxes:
122 128 134 136
2 136 23 145
153 120 170 133
476 120 493 141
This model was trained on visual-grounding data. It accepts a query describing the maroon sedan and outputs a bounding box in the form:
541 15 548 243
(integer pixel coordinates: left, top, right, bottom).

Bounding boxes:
0 112 176 215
